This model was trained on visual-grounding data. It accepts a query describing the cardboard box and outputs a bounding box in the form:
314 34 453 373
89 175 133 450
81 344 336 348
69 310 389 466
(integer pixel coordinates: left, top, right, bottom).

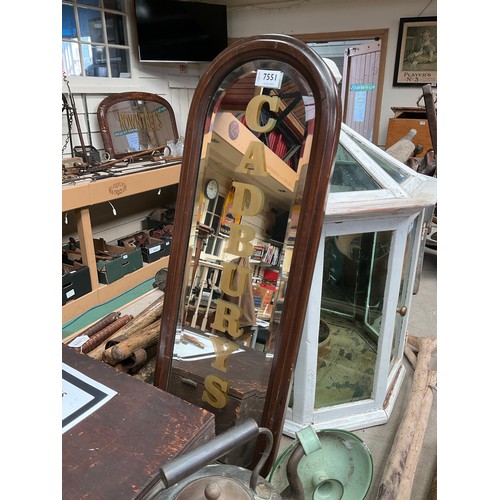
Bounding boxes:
62 261 92 305
117 231 171 263
94 238 143 284
141 237 170 263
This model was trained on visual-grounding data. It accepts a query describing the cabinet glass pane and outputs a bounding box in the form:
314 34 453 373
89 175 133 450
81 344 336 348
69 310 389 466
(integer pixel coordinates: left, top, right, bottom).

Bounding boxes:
391 219 418 366
314 230 391 408
352 137 409 184
330 143 381 193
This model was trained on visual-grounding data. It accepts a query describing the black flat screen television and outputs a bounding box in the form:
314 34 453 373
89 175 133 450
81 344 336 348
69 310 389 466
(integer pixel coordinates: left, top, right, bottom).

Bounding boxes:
134 0 228 63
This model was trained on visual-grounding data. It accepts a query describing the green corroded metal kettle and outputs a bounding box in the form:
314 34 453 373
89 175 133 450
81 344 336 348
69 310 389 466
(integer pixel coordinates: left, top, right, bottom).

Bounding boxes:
270 426 373 500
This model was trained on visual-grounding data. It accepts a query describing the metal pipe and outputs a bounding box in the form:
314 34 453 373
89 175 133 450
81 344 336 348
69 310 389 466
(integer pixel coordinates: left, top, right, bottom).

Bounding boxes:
160 419 260 488
79 311 121 338
80 315 133 354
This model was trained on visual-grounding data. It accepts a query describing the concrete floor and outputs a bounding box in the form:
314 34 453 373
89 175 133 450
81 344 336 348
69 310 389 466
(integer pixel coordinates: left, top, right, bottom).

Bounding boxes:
276 247 437 499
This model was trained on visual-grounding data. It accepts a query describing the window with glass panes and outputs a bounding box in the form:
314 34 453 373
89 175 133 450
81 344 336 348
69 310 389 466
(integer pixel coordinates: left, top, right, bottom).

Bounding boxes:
203 195 226 258
62 0 131 78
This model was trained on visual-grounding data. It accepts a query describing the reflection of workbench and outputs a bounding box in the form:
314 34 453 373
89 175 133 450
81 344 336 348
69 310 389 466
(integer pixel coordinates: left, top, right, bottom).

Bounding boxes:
62 345 215 499
169 337 272 466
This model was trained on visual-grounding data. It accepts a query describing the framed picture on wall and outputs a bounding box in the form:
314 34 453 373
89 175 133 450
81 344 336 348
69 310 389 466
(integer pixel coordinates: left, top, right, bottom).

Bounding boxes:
393 17 437 87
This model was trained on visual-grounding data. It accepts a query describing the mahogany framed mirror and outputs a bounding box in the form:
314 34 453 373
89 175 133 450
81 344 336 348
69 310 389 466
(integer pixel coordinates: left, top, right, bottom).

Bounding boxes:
153 34 341 474
97 91 179 159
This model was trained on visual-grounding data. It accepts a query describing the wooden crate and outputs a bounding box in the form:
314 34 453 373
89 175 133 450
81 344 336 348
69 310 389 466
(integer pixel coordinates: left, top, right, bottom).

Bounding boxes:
169 341 272 467
386 107 432 158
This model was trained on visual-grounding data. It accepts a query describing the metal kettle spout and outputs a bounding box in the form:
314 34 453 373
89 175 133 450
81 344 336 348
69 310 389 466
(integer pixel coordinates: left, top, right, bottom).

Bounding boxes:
280 443 306 500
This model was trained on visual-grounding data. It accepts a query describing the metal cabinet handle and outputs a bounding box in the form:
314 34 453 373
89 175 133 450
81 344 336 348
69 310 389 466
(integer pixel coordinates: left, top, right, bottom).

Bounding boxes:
180 377 198 388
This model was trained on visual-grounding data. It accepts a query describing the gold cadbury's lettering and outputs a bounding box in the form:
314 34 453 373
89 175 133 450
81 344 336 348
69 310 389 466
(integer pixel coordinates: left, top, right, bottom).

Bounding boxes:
211 299 243 338
220 262 250 297
202 375 229 409
202 96 277 409
225 224 256 257
209 337 240 372
231 182 265 216
245 95 280 133
235 141 268 176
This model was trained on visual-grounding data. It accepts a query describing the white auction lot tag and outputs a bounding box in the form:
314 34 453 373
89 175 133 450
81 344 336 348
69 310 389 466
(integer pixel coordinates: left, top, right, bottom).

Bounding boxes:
255 69 284 89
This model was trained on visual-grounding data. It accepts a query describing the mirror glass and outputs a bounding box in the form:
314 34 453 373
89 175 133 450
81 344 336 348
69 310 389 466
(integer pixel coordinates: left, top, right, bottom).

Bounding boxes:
97 92 179 159
166 59 318 465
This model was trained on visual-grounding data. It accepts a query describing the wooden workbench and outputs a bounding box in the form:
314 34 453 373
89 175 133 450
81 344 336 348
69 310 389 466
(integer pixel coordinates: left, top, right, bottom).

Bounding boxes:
62 345 215 499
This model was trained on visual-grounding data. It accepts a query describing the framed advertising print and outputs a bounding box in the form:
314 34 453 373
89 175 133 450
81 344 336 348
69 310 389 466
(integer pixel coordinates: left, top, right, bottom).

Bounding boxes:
393 17 437 86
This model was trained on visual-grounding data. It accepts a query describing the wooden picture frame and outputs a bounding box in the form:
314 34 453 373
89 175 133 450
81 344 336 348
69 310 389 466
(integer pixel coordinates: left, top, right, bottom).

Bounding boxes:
97 91 179 159
393 17 437 87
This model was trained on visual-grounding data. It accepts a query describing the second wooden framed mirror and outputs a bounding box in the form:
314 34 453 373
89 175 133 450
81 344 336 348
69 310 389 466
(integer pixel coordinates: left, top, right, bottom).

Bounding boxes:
153 34 341 474
97 91 179 159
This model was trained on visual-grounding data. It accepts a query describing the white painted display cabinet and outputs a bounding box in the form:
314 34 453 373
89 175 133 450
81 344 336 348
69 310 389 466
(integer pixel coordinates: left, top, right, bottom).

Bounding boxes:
284 124 437 435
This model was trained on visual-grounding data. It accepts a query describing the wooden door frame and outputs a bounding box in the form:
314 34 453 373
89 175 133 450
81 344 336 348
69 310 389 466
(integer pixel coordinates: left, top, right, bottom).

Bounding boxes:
341 40 382 141
295 30 388 145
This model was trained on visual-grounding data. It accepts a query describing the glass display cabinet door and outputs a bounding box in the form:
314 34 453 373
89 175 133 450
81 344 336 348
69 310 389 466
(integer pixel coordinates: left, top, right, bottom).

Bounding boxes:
315 227 393 409
153 34 341 475
391 213 422 371
287 215 418 432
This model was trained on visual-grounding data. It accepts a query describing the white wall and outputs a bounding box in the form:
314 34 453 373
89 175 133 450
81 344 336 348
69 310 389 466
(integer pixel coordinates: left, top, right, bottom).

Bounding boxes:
64 0 437 154
63 65 205 156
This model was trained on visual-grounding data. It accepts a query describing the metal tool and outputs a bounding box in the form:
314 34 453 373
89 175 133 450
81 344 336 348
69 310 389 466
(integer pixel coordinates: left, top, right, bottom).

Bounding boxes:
418 84 437 160
153 268 168 291
62 73 89 165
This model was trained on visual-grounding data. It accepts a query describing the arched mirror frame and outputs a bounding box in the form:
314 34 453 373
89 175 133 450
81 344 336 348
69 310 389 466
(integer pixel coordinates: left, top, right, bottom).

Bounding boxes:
153 34 342 474
97 91 179 159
